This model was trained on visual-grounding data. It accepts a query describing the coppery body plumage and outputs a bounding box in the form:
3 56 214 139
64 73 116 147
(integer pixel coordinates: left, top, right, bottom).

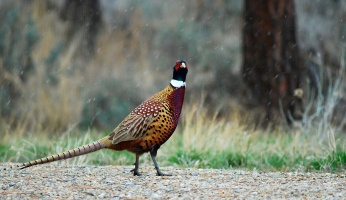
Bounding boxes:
19 60 188 176
108 84 185 153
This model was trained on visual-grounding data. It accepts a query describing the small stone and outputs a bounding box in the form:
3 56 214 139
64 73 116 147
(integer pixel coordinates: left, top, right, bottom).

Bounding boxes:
190 172 199 176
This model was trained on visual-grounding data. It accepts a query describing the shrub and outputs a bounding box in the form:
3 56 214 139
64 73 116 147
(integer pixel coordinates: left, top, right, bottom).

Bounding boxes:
79 78 137 130
0 4 40 119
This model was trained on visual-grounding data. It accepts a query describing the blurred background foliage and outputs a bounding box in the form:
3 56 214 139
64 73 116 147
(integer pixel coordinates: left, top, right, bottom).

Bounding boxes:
0 0 345 134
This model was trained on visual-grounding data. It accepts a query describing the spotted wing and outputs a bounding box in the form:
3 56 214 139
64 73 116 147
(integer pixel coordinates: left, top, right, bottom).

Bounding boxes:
110 99 162 144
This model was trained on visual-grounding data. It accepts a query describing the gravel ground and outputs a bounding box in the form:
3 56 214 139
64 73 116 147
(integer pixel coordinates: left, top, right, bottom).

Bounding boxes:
1 163 345 199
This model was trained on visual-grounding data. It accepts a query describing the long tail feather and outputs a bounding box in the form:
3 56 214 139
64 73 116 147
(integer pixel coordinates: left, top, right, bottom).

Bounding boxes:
18 140 106 169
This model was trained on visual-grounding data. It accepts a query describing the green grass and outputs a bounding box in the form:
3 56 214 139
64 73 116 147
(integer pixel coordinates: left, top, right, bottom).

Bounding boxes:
1 126 344 172
162 133 345 172
306 150 346 171
1 101 345 173
0 131 136 167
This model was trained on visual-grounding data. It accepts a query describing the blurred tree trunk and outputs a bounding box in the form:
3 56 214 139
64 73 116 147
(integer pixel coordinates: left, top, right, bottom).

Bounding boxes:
242 0 304 126
60 0 102 57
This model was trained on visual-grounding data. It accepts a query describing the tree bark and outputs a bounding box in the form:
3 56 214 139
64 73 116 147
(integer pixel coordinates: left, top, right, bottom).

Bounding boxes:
242 0 303 125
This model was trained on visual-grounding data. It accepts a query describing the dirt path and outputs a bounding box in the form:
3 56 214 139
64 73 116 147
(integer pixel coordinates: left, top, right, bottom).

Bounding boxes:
1 163 345 199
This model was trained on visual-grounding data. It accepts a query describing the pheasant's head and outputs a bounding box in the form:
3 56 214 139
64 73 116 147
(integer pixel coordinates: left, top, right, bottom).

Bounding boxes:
172 60 188 82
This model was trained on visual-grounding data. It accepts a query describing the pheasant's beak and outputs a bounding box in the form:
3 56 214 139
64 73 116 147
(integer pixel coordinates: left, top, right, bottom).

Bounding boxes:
181 63 186 68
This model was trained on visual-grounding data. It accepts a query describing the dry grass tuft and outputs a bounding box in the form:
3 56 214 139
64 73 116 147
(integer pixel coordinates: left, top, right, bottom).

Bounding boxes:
160 98 345 171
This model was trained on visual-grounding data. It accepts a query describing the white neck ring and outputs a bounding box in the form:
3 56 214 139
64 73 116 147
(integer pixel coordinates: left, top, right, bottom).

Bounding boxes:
170 79 186 88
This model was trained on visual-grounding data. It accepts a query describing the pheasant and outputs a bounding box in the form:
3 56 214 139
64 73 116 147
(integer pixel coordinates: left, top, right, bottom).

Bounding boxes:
19 60 188 176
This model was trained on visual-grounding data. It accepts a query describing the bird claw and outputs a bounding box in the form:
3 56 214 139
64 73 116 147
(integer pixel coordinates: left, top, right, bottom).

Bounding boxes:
130 168 141 176
156 171 172 176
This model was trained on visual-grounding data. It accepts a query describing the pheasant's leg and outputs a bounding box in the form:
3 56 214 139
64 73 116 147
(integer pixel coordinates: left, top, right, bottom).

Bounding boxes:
130 154 141 176
150 147 172 176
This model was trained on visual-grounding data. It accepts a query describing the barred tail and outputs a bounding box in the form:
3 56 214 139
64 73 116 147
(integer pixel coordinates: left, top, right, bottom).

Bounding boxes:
18 140 106 169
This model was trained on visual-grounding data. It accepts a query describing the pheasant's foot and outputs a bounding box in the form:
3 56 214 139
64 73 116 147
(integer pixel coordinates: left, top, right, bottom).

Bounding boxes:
156 168 172 176
157 172 172 176
130 168 141 176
